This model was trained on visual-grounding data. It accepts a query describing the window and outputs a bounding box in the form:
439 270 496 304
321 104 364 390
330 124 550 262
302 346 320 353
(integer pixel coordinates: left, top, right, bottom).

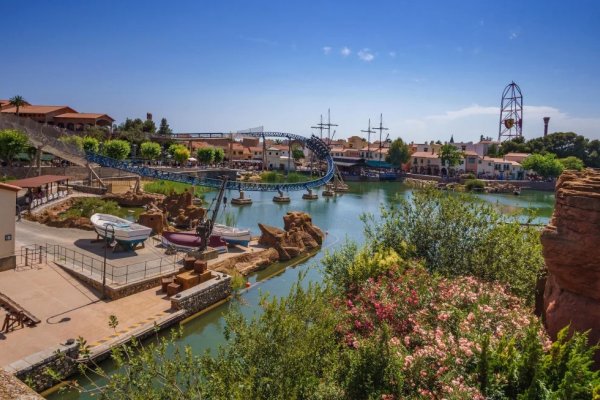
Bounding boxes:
469 158 475 164
424 147 428 152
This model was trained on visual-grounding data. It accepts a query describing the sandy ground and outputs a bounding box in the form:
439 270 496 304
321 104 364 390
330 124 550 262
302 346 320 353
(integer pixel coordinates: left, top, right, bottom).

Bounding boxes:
0 261 174 367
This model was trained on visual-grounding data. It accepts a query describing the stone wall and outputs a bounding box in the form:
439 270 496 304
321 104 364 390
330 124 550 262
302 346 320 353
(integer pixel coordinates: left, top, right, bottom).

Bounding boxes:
171 274 232 316
5 341 79 393
541 169 600 360
53 261 182 300
0 368 43 399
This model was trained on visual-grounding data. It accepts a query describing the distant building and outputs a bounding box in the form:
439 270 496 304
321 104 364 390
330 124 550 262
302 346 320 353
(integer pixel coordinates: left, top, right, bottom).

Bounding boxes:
0 102 114 132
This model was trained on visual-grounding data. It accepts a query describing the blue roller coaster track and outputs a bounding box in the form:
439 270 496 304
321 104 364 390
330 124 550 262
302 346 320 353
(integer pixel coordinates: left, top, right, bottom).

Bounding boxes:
86 132 334 192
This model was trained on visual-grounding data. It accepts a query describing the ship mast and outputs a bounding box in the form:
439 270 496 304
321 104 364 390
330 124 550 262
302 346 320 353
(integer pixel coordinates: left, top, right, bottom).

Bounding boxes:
373 113 388 162
361 118 376 163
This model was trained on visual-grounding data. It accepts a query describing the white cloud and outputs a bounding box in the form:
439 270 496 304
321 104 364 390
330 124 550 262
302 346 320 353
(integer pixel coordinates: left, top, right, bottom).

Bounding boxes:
357 48 375 62
426 104 497 120
340 46 352 57
322 46 332 55
388 51 396 57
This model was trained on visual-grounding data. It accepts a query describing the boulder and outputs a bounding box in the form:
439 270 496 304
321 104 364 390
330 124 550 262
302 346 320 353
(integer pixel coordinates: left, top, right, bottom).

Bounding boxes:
542 168 600 355
138 210 169 234
258 211 324 261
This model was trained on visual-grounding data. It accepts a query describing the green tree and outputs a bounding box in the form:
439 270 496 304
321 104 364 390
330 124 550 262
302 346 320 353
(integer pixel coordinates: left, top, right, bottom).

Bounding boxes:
486 143 499 157
196 147 215 164
168 143 188 156
8 95 27 116
82 136 100 154
521 153 564 178
439 144 463 167
528 132 588 160
174 147 190 164
499 136 528 155
0 129 29 166
213 147 225 164
157 118 173 136
385 138 410 167
102 139 130 160
140 142 162 160
292 146 304 161
559 156 585 171
142 119 156 134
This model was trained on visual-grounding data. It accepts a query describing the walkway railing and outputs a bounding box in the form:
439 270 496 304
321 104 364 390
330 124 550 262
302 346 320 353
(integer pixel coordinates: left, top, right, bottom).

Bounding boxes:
18 243 184 285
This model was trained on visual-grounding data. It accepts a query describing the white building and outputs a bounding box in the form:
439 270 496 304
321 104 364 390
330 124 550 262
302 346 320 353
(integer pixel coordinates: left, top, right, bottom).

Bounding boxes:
0 183 21 270
265 146 295 171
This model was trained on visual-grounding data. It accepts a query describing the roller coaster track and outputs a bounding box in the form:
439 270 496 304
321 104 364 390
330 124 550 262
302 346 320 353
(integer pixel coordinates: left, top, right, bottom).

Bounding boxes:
0 113 334 191
87 132 334 191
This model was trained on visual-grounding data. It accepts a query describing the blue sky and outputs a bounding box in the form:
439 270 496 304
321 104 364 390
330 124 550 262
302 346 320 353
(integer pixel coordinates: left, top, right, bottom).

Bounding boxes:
2 0 600 142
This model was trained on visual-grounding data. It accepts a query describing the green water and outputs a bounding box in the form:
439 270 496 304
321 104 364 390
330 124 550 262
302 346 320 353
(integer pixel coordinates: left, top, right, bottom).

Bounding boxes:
49 182 555 399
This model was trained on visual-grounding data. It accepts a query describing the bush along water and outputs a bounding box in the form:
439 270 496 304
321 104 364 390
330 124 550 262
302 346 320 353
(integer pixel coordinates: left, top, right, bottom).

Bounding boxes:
52 189 600 399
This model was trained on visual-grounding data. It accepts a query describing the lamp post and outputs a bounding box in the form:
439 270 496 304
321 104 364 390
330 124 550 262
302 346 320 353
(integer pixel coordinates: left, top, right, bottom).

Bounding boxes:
102 224 115 299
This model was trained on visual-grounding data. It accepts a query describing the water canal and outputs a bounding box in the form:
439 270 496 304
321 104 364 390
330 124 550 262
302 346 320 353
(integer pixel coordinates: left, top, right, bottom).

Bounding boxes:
49 182 555 399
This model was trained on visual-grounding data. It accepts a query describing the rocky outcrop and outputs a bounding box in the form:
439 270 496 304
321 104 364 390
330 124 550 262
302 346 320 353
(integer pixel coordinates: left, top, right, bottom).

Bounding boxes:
258 211 325 261
542 169 600 351
211 248 279 276
103 191 163 207
161 190 206 228
138 209 170 234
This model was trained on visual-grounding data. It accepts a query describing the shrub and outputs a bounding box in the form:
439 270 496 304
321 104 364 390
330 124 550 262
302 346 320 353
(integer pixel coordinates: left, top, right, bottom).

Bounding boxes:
361 188 544 301
143 180 209 198
461 173 476 180
0 129 29 166
82 136 100 154
59 135 83 151
102 139 130 160
465 178 485 191
140 142 161 160
559 156 585 171
62 198 122 219
196 147 215 164
260 171 308 183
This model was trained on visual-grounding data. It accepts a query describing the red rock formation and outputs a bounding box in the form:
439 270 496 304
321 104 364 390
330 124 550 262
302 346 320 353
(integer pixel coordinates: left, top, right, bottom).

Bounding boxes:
259 211 325 261
542 169 600 351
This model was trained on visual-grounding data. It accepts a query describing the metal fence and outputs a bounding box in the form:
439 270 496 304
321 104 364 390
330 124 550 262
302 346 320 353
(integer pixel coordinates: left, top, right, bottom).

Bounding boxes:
18 243 183 285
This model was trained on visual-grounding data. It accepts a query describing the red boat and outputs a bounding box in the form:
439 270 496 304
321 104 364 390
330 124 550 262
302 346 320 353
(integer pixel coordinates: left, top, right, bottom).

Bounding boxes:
161 231 228 253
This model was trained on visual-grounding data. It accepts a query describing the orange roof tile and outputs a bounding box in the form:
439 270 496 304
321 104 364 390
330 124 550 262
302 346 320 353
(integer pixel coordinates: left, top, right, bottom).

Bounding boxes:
411 151 440 159
54 113 115 122
0 105 76 114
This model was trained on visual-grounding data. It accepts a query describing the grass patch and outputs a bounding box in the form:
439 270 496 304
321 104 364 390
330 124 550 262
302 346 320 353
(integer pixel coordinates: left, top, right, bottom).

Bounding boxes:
143 180 211 198
260 171 309 183
61 198 144 220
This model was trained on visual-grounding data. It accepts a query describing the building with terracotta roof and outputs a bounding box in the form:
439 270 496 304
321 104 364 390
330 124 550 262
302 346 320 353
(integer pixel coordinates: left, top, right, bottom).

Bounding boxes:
504 152 530 164
0 105 76 124
0 100 114 133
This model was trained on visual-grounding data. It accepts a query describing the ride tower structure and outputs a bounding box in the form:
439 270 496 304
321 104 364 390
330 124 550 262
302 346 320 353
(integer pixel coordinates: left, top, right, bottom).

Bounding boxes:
498 81 523 141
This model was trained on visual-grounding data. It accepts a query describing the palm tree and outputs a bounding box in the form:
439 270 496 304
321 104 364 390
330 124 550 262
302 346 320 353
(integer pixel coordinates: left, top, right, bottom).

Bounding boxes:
9 95 27 116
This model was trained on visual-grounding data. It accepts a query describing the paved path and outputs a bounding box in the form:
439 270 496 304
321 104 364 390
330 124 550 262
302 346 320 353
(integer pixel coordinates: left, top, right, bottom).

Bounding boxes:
0 262 174 367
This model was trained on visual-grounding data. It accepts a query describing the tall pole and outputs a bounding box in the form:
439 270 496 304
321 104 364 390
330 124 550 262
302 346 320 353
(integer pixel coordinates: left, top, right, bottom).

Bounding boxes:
361 119 376 162
373 113 389 161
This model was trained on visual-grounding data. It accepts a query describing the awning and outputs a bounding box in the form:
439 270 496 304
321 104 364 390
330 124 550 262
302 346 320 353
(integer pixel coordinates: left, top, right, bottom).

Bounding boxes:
366 160 394 168
7 175 70 188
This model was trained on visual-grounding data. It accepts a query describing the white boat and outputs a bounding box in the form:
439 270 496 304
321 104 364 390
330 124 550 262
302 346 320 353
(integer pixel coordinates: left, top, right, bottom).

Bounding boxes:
212 224 252 247
91 213 152 247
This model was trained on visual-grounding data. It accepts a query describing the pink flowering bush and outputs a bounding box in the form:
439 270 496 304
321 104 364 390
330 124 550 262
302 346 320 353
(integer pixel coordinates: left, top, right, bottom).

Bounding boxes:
333 264 600 399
